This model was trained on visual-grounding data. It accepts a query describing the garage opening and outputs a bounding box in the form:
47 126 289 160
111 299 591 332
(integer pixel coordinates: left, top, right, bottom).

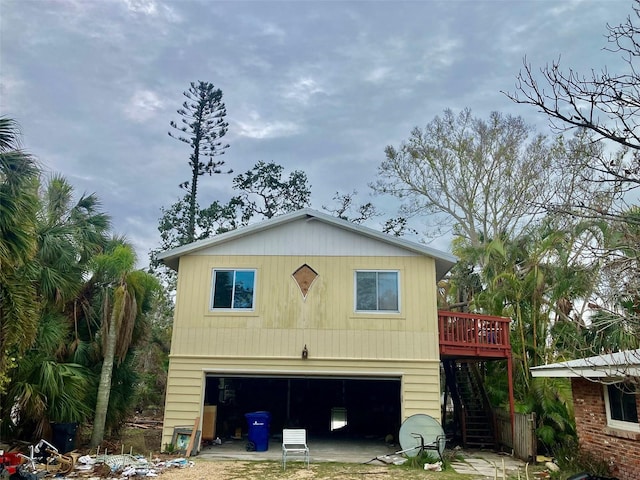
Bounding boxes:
203 375 401 441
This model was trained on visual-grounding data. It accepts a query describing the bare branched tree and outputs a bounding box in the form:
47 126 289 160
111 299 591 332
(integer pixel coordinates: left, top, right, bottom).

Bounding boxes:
373 108 588 250
322 191 380 224
504 3 640 211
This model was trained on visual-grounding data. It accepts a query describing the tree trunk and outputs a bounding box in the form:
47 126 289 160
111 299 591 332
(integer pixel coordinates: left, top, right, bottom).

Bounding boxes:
90 303 118 447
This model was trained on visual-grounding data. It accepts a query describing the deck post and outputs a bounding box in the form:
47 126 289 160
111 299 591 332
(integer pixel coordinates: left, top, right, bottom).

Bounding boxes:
507 351 515 446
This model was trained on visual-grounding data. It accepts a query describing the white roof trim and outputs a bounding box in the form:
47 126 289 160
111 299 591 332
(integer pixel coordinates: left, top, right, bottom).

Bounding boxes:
157 208 457 278
530 349 640 378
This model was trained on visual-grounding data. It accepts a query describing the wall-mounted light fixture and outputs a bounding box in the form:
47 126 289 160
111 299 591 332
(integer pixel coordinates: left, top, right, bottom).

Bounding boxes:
302 344 308 359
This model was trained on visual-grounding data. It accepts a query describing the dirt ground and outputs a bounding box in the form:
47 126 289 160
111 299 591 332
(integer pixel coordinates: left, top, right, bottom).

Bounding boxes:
159 459 474 480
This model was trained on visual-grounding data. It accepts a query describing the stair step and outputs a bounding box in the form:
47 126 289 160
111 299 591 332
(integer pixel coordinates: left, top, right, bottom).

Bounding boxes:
465 441 494 448
444 359 496 449
466 423 491 429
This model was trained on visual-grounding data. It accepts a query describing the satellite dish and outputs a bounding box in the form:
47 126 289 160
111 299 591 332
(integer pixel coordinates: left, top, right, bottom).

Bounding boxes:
398 414 446 458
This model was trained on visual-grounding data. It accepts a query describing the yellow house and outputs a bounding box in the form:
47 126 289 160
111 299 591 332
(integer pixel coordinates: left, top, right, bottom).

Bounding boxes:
158 208 456 450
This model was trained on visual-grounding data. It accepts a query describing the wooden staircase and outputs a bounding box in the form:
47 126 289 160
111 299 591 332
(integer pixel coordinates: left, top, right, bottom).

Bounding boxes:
443 360 497 448
438 311 514 451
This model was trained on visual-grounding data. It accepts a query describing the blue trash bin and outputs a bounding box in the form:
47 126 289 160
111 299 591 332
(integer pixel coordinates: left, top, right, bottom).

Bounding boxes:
245 411 271 451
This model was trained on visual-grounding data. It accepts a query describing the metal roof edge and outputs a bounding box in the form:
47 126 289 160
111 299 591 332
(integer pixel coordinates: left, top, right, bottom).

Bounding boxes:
530 349 640 378
157 208 457 271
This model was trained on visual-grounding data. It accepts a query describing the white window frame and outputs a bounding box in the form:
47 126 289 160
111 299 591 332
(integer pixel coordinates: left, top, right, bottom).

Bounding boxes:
354 270 400 313
210 269 257 311
603 383 640 432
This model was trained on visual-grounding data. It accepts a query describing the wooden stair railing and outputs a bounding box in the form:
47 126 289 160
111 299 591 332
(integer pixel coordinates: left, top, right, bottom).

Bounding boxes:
446 360 496 448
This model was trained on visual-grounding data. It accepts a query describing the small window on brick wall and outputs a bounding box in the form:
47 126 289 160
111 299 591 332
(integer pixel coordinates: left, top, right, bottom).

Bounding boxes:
604 382 640 432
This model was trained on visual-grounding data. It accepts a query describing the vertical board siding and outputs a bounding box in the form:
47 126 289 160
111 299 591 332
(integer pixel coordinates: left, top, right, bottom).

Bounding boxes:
172 255 439 361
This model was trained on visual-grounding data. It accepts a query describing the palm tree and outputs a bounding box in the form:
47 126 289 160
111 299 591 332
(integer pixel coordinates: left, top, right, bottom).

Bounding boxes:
3 172 111 439
6 315 93 437
0 117 40 394
90 240 160 447
36 174 110 307
453 223 597 448
35 174 110 364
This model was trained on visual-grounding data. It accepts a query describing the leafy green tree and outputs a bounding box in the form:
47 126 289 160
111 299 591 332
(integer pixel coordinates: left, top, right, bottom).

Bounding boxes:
525 376 576 451
437 236 484 310
36 174 110 310
169 81 230 243
132 288 174 412
233 161 311 222
198 196 244 236
153 194 242 253
7 339 92 438
153 162 311 258
150 162 311 293
474 228 595 376
156 194 195 250
0 119 167 442
0 117 40 394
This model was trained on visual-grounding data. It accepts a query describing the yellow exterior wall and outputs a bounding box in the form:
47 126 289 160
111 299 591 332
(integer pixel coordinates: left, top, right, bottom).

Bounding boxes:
162 254 442 448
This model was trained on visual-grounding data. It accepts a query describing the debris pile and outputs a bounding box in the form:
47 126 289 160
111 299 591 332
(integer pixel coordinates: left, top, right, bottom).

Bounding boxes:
0 440 193 480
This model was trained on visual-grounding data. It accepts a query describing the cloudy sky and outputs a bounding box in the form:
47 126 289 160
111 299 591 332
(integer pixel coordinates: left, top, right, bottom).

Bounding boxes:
1 0 633 265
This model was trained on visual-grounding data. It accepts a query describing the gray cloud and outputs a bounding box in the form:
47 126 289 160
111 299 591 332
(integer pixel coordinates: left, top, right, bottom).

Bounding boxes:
1 0 630 264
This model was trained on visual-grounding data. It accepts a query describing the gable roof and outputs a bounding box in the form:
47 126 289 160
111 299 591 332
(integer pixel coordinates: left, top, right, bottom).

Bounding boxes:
530 349 640 378
157 208 457 279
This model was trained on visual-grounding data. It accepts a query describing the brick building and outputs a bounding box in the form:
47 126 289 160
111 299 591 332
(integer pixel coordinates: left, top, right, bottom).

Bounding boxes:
531 350 640 480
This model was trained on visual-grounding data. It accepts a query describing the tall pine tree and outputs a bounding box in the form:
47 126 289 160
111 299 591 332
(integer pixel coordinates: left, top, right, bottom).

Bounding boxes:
169 81 230 243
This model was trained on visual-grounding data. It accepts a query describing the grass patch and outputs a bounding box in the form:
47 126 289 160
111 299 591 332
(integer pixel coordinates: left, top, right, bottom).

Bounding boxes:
550 439 614 479
190 460 477 479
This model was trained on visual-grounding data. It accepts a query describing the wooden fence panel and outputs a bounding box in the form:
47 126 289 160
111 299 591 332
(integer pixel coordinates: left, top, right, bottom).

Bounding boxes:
495 408 536 461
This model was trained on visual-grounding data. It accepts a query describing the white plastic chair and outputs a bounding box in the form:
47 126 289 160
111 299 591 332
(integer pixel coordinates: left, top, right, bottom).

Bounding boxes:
282 428 309 469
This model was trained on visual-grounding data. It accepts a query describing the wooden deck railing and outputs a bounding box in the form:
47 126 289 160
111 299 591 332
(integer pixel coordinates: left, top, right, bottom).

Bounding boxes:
438 311 511 359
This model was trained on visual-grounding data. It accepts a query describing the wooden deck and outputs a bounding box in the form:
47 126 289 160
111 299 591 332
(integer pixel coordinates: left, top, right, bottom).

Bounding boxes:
438 311 511 359
438 310 515 449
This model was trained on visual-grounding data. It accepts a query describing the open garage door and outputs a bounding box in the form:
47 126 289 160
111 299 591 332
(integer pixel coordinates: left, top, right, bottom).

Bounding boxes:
203 374 401 440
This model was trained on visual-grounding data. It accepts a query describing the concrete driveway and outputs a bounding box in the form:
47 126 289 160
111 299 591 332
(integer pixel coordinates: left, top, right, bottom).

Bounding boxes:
198 436 398 464
197 437 529 478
